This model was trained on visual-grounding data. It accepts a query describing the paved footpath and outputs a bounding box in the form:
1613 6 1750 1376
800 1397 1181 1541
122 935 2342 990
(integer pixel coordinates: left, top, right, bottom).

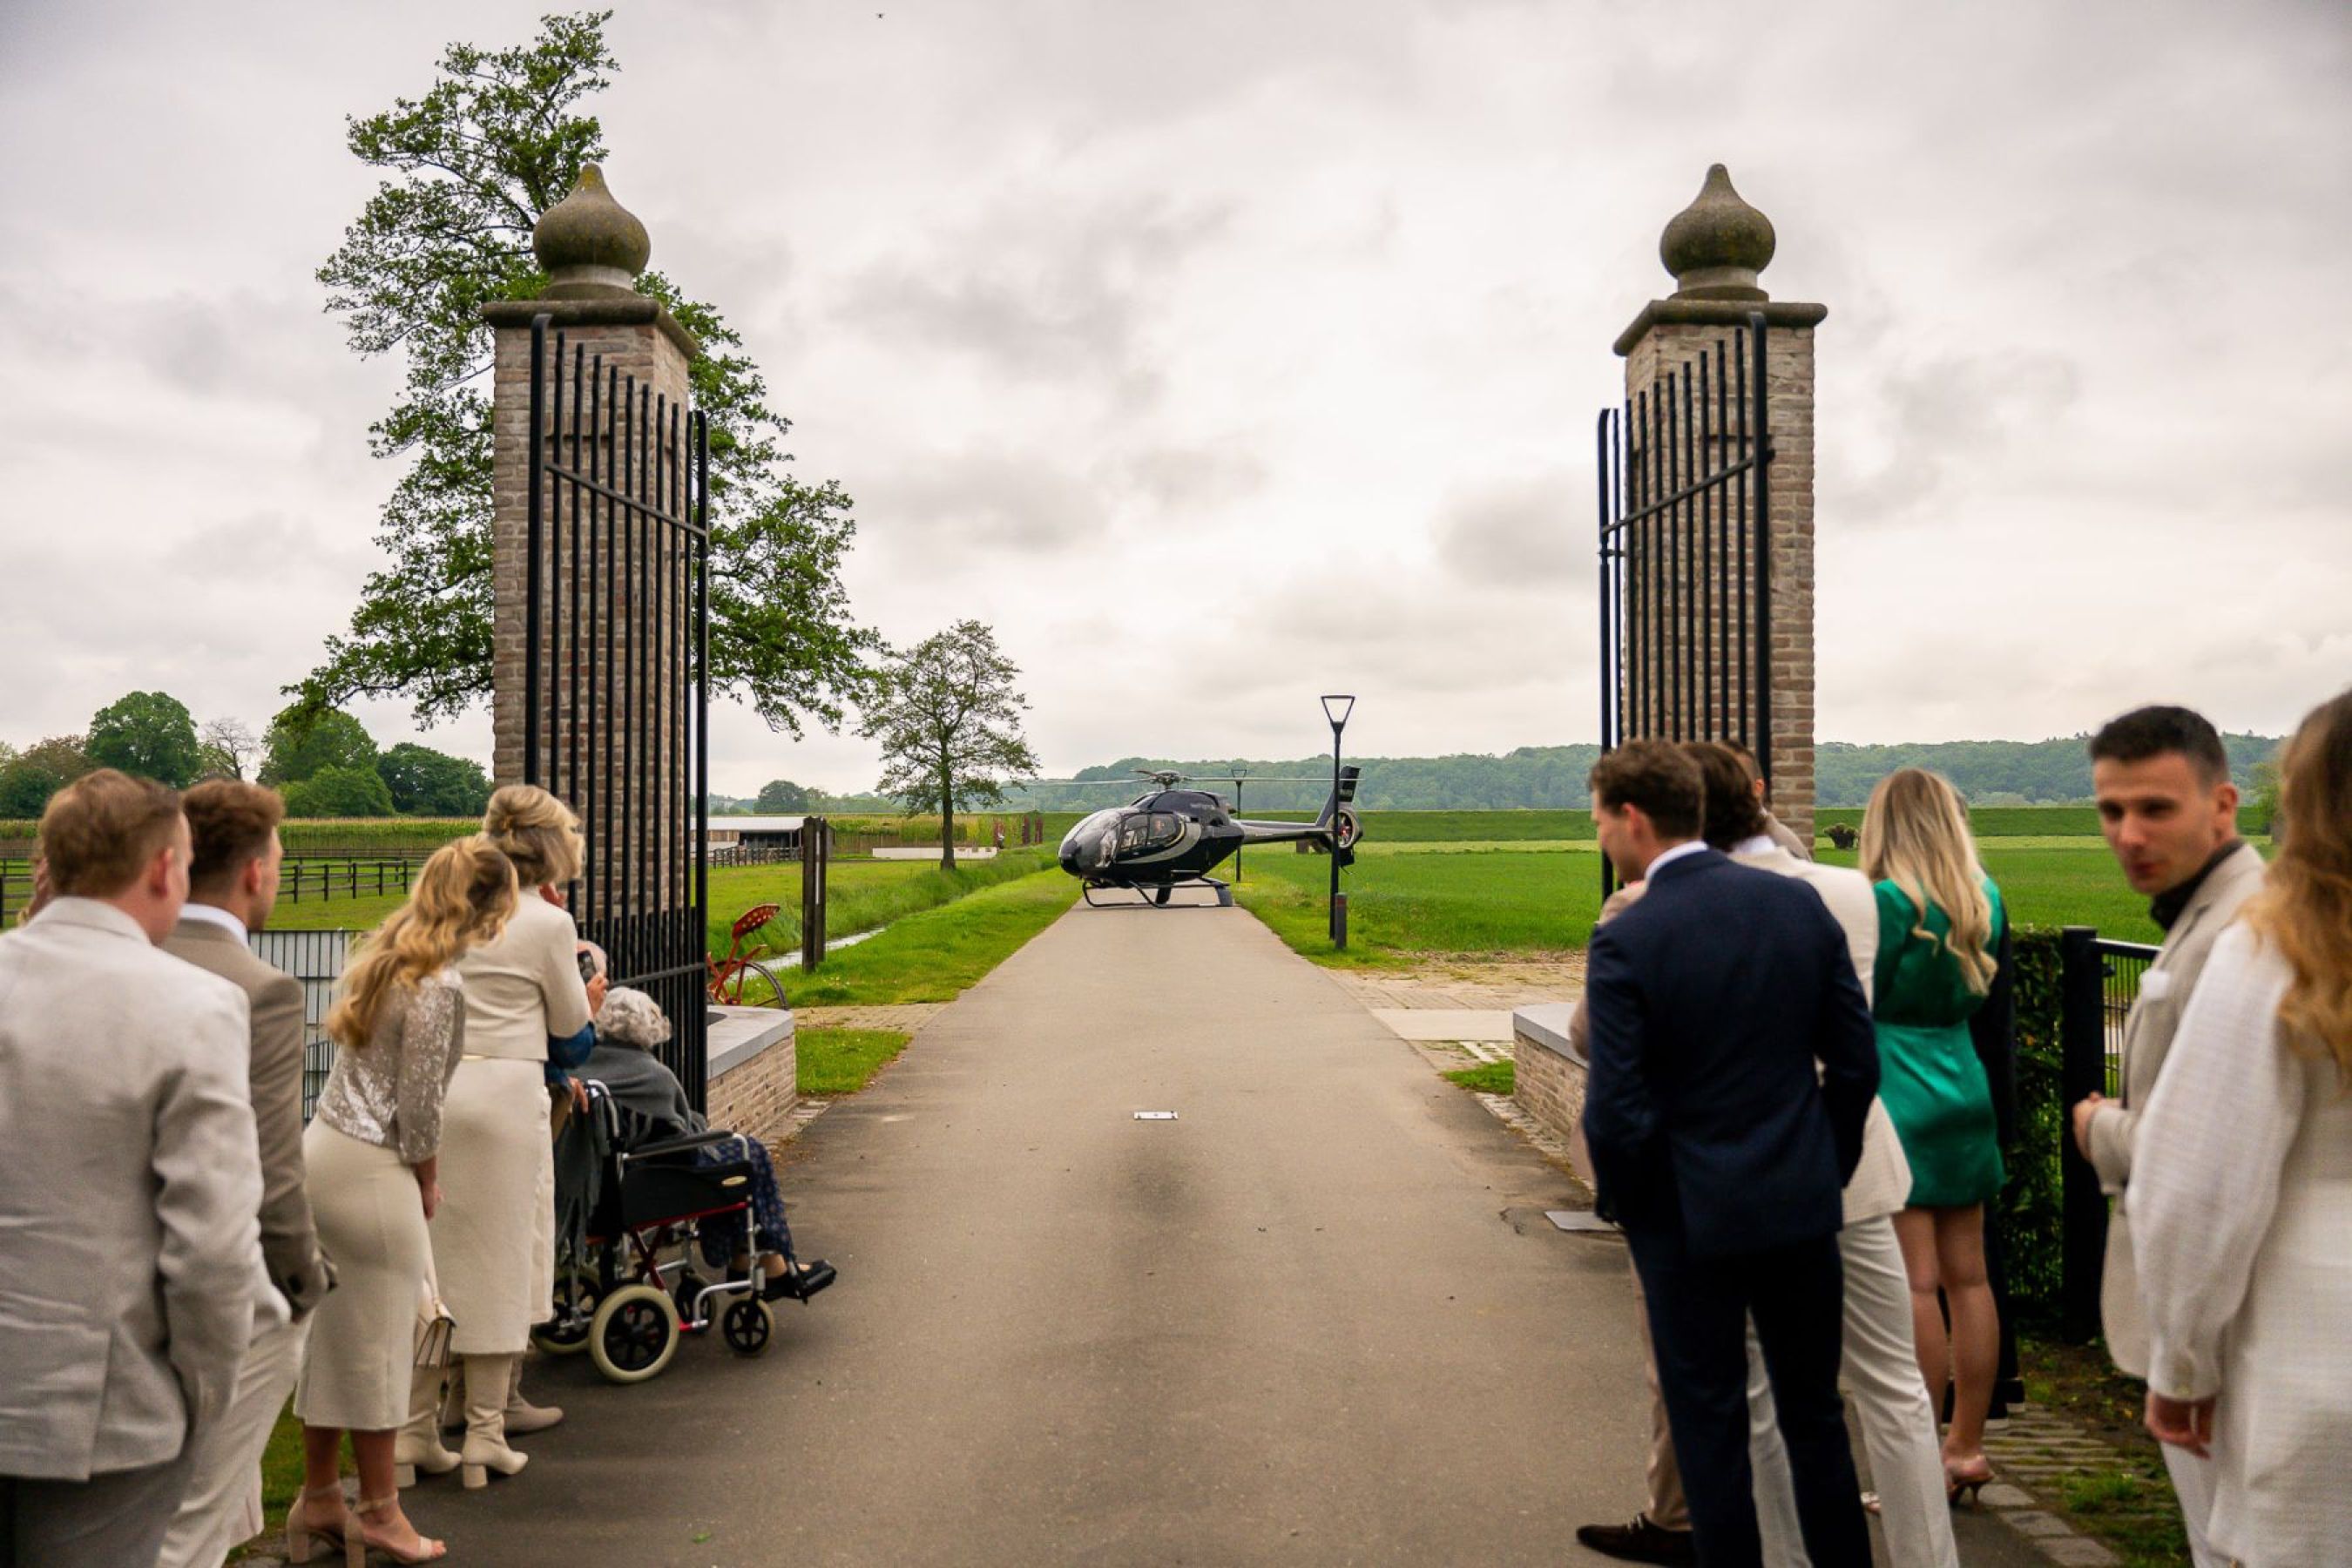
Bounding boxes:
409 903 2044 1566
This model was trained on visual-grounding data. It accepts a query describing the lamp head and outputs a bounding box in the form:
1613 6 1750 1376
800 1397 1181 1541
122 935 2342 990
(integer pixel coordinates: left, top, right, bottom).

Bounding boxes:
1321 693 1355 731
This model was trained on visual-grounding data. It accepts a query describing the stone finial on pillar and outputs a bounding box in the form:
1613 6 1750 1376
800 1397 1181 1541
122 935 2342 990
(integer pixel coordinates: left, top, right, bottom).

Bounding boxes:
533 163 655 299
1614 165 1825 846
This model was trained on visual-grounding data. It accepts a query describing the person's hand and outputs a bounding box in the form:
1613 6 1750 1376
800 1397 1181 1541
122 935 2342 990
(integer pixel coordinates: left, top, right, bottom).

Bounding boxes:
417 1176 443 1222
569 1077 590 1114
2146 1390 2215 1457
540 882 566 909
2070 1093 2107 1159
585 972 609 1014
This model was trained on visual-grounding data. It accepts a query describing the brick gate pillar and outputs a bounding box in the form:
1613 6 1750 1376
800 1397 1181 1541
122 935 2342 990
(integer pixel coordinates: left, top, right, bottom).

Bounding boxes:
481 163 698 889
1615 165 1825 846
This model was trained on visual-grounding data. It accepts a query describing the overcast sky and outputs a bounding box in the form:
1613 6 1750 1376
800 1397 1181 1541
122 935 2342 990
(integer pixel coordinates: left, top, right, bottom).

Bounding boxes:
3 0 2346 797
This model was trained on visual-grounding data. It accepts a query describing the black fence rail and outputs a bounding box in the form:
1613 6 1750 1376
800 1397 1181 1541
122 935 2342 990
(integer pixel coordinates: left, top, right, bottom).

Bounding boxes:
277 858 416 906
2055 926 2158 1342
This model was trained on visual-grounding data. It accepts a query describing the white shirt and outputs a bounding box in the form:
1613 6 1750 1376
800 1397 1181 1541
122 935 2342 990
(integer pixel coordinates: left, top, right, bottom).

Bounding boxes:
1729 834 1778 858
177 902 249 944
1646 840 1708 877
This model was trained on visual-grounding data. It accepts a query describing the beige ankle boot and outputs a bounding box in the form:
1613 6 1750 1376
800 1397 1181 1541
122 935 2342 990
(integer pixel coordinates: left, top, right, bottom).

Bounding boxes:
393 1367 460 1487
503 1355 564 1435
458 1352 529 1489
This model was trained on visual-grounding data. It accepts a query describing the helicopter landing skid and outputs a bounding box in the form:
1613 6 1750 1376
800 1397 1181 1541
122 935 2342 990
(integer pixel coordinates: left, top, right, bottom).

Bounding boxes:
1084 878 1233 910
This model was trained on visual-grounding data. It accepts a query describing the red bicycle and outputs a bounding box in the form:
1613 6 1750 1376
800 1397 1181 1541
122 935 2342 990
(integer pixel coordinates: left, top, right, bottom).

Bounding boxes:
706 903 787 1007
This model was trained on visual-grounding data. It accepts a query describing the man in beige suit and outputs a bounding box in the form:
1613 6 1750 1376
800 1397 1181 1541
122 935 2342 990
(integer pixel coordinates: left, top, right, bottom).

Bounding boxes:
0 773 264 1568
157 780 335 1568
2073 706 2265 1568
1573 744 1956 1567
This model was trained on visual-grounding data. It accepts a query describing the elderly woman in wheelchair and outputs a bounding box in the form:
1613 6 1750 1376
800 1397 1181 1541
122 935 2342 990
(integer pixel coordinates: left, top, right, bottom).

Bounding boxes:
544 983 835 1382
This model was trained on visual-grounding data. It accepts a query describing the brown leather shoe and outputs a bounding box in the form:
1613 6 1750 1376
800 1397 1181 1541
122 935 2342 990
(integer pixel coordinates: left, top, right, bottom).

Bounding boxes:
1574 1515 1698 1565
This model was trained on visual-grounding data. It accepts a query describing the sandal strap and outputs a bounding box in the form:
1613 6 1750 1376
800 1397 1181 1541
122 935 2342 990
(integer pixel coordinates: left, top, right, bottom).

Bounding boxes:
355 1493 400 1514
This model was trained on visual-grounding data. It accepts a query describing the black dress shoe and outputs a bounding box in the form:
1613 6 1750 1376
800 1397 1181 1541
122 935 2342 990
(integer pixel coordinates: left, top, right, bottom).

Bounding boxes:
1574 1516 1697 1565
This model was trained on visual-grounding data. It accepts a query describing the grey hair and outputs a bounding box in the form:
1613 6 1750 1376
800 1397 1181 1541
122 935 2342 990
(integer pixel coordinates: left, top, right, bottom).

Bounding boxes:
595 986 672 1049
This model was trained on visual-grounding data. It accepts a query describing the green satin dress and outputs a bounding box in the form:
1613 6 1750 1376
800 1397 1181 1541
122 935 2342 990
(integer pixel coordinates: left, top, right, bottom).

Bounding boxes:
1871 876 2007 1207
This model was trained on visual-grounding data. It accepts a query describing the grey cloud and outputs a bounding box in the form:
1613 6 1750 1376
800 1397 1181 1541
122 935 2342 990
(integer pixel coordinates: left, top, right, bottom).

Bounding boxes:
163 511 368 580
835 193 1234 400
1433 470 1584 587
1831 351 2081 523
860 449 1101 559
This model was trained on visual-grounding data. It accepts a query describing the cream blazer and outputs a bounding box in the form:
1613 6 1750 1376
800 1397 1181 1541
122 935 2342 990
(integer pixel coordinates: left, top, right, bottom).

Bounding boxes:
0 899 264 1480
2086 841 2266 1375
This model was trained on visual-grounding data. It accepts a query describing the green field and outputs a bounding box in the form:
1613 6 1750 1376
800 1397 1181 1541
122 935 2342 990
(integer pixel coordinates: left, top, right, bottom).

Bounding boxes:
706 848 1054 959
1236 834 2191 963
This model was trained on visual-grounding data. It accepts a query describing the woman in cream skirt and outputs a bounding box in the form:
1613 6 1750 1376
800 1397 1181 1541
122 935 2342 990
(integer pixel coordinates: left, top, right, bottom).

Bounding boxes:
403 785 602 1489
288 836 517 1565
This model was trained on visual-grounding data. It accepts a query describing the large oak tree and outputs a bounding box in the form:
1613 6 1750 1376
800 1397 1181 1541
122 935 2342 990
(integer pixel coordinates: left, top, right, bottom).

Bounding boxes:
298 10 873 738
859 622 1040 870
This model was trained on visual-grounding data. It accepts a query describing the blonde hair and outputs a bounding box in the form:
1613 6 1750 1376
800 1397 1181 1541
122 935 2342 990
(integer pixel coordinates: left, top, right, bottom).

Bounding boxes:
1862 767 1998 994
39 770 182 896
2241 688 2352 1082
327 836 518 1048
483 784 583 887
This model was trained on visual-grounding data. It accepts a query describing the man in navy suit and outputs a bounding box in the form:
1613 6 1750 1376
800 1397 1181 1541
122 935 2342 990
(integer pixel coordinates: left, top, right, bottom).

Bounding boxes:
1581 740 1877 1566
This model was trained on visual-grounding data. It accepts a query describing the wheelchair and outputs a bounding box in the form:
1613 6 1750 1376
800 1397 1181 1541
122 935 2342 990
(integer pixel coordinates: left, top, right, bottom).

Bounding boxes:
533 1083 802 1383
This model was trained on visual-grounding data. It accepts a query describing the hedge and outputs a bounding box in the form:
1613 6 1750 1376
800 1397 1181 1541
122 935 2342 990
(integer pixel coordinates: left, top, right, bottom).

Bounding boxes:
1999 926 2066 1321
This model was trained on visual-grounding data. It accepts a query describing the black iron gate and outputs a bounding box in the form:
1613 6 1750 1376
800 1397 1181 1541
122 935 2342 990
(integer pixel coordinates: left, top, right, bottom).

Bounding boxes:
522 314 713 1105
1596 312 1774 891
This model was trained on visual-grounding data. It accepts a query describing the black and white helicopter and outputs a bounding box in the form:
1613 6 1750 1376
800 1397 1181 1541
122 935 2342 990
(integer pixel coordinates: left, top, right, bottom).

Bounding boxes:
1057 767 1362 907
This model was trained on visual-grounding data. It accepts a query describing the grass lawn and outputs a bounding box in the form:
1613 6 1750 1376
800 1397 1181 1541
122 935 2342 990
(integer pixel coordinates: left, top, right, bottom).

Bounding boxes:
1238 836 2186 963
785 868 1080 1008
795 1026 915 1096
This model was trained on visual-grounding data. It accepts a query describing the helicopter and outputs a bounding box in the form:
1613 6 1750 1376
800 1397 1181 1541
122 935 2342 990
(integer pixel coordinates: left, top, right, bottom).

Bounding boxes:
1056 767 1362 907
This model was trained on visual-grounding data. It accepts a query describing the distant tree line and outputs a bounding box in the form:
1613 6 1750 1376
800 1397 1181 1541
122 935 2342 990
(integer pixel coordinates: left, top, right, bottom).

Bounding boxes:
1 692 491 819
992 733 2286 814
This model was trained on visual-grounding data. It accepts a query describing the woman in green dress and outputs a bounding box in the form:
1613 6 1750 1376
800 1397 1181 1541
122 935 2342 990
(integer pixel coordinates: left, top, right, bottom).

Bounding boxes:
1862 767 2009 1501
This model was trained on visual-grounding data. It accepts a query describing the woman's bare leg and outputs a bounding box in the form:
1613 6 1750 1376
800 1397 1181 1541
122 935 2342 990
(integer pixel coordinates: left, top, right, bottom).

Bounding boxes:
1933 1205 1998 1463
1890 1207 1950 1423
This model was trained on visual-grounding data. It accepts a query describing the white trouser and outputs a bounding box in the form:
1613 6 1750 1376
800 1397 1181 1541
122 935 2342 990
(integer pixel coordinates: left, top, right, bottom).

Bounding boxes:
2162 1441 2221 1567
1749 1214 1959 1568
155 1312 310 1568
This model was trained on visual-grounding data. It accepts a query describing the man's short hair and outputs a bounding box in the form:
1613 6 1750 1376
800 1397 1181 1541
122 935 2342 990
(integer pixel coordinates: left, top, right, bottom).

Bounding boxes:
1589 740 1704 839
183 779 285 892
2089 706 2229 787
1683 741 1769 849
38 769 183 897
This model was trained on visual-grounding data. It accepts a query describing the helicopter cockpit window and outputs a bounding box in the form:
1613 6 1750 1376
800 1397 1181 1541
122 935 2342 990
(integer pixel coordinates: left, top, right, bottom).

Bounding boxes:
1146 812 1180 846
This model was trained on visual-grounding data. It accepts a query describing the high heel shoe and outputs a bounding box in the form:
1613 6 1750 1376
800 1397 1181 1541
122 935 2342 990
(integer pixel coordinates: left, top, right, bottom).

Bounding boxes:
282 1482 362 1567
353 1490 447 1563
1945 1456 1995 1507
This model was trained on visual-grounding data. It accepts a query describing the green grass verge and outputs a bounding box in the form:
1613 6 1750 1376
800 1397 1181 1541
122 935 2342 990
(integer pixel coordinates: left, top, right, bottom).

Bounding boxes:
1441 1060 1515 1095
786 868 1080 1007
795 1027 914 1096
709 849 1052 957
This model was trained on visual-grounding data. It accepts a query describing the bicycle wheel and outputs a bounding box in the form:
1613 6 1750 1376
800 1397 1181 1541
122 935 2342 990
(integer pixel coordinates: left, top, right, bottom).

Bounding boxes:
724 959 788 1009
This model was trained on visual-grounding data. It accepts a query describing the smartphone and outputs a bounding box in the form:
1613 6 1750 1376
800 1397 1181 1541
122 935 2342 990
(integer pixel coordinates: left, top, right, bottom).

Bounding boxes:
577 950 598 984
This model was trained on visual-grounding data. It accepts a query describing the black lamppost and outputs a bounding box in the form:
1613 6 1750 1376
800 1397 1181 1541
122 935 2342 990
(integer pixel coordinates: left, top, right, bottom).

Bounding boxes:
1321 694 1354 948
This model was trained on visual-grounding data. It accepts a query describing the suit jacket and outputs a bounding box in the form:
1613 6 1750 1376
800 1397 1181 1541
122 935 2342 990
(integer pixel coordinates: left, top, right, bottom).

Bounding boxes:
0 899 264 1480
165 916 335 1318
2088 841 2267 1375
1730 843 1912 1224
1581 849 1879 1259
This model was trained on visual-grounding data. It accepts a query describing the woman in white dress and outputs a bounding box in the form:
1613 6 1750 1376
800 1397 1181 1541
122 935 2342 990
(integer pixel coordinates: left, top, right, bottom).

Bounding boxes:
288 836 517 1565
402 786 603 1489
2133 686 2352 1567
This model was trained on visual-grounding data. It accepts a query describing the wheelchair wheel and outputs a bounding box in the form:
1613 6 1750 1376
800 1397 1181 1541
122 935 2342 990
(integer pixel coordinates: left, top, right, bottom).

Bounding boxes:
720 1296 774 1356
532 1266 602 1356
588 1284 679 1384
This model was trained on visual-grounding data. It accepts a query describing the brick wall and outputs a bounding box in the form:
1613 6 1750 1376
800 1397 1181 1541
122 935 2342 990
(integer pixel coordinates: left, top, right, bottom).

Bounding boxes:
1513 1031 1584 1152
706 1032 798 1147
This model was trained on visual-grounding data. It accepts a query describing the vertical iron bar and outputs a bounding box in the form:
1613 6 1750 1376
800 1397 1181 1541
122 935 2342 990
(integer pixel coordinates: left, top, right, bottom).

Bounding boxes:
566 338 582 818
693 410 711 1109
1750 313 1772 787
2058 929 2112 1342
1733 332 1749 751
1695 350 1713 737
1679 361 1696 739
524 316 549 785
1714 340 1731 740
